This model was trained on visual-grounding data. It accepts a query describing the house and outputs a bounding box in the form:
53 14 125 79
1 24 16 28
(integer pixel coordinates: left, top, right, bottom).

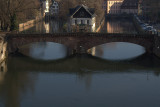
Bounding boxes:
107 0 124 14
49 0 59 17
120 0 138 14
41 0 51 16
69 5 96 32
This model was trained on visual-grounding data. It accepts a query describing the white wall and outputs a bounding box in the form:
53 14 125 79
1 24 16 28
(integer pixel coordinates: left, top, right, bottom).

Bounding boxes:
70 17 96 32
45 1 49 13
71 18 95 25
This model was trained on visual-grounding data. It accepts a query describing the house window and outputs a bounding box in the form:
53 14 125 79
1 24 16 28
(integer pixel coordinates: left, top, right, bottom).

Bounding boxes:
87 20 89 25
81 20 83 24
75 20 77 24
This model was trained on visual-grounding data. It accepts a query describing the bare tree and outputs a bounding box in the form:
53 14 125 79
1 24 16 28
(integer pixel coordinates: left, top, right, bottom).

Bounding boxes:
0 0 40 31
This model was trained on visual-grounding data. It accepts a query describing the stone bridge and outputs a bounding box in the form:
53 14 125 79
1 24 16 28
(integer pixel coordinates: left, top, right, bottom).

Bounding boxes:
1 33 160 59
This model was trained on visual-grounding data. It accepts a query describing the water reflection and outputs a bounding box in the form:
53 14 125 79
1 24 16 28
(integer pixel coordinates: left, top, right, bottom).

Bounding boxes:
18 41 145 61
4 19 160 107
96 18 141 60
91 42 145 60
20 18 136 34
0 54 160 107
20 20 64 34
0 60 37 107
19 42 67 60
6 54 160 74
101 18 137 34
0 61 7 84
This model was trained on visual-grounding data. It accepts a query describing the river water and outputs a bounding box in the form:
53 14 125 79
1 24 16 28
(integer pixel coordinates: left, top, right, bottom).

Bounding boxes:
1 19 160 107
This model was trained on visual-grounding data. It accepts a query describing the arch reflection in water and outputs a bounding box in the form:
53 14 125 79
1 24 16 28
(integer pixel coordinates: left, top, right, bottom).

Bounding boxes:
91 42 145 60
19 42 68 60
0 60 37 107
1 54 160 107
0 61 7 84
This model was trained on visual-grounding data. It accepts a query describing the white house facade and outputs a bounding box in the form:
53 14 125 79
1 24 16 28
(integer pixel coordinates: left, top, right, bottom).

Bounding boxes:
69 5 96 32
41 0 50 16
44 0 50 13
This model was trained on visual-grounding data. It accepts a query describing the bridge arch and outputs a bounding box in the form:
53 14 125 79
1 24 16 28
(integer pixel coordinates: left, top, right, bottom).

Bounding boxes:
87 42 146 60
87 41 150 52
82 35 154 54
14 41 68 52
6 35 76 54
17 42 69 60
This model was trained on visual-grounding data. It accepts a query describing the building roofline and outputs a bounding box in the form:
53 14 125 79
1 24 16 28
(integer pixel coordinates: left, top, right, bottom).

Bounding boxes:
70 4 96 18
